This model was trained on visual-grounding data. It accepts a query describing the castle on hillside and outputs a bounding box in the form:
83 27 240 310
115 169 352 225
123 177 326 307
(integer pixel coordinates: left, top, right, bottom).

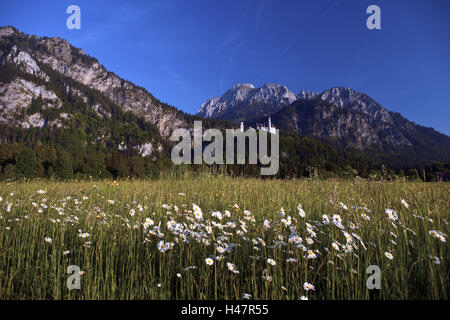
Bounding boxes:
240 117 277 134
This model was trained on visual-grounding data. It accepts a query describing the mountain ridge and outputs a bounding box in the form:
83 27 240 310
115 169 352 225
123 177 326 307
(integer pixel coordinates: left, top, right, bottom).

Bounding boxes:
1 25 449 179
198 83 450 150
247 98 450 166
0 25 187 138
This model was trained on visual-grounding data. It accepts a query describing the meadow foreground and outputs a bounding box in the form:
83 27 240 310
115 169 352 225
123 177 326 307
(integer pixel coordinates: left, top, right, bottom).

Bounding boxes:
0 176 448 299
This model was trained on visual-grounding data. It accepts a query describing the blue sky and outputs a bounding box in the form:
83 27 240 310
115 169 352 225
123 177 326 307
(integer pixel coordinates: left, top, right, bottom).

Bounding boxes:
1 0 450 135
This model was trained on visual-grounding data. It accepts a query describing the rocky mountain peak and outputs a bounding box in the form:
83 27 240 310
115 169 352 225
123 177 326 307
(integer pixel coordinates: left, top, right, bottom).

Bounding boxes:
252 83 297 103
317 87 394 123
196 83 297 119
231 83 255 90
0 26 18 38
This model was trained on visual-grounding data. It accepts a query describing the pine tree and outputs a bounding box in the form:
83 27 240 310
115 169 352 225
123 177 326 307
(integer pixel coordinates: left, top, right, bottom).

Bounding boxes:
55 152 74 180
16 148 37 178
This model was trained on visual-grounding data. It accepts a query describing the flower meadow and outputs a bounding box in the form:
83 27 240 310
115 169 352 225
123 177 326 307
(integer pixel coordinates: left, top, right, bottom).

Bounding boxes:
0 176 448 299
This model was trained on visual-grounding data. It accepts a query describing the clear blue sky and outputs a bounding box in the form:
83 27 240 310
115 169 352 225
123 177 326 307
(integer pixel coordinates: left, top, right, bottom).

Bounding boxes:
1 0 450 135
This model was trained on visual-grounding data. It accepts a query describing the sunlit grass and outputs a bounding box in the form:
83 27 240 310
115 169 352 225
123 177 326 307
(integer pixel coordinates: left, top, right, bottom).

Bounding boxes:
0 175 448 299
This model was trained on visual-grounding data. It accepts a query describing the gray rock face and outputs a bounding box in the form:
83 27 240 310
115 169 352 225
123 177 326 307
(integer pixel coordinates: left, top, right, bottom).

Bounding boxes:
293 100 412 149
0 79 61 128
297 90 319 100
317 87 395 124
0 79 59 110
0 26 16 38
135 142 154 157
2 45 49 81
197 83 297 119
22 113 45 129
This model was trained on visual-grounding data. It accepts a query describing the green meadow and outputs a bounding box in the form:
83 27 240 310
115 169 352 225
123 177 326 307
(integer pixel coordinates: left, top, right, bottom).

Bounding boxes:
0 175 448 299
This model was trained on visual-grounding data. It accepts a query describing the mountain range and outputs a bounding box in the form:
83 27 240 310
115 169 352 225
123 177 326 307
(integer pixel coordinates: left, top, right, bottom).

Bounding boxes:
0 26 201 160
0 25 449 179
197 84 450 165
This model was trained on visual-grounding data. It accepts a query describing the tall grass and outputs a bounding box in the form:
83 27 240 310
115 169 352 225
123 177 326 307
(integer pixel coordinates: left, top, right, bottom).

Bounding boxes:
0 175 448 299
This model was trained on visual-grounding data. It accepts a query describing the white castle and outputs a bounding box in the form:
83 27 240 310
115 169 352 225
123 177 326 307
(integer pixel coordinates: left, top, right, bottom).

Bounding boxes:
240 117 277 134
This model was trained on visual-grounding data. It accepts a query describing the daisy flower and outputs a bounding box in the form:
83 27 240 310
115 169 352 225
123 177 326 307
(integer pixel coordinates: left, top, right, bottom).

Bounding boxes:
205 258 214 266
401 199 409 209
339 202 348 210
216 246 226 254
227 262 239 273
303 282 315 291
384 252 394 260
243 293 252 300
385 209 398 222
332 214 342 224
157 240 174 253
212 211 223 220
297 204 306 218
281 216 292 227
344 243 353 253
144 218 154 229
307 228 316 238
429 256 441 265
429 230 446 242
267 258 276 266
192 204 203 220
343 231 353 243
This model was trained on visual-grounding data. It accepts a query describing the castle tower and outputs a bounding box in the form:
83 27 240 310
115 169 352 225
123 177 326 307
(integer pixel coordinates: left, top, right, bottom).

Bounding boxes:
240 122 244 132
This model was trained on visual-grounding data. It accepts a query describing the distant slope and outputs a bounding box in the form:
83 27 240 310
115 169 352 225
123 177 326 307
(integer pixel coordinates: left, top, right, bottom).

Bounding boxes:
248 99 450 167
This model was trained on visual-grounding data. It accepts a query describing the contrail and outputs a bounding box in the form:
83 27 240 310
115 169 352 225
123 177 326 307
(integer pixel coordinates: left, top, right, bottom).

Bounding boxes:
282 0 345 57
